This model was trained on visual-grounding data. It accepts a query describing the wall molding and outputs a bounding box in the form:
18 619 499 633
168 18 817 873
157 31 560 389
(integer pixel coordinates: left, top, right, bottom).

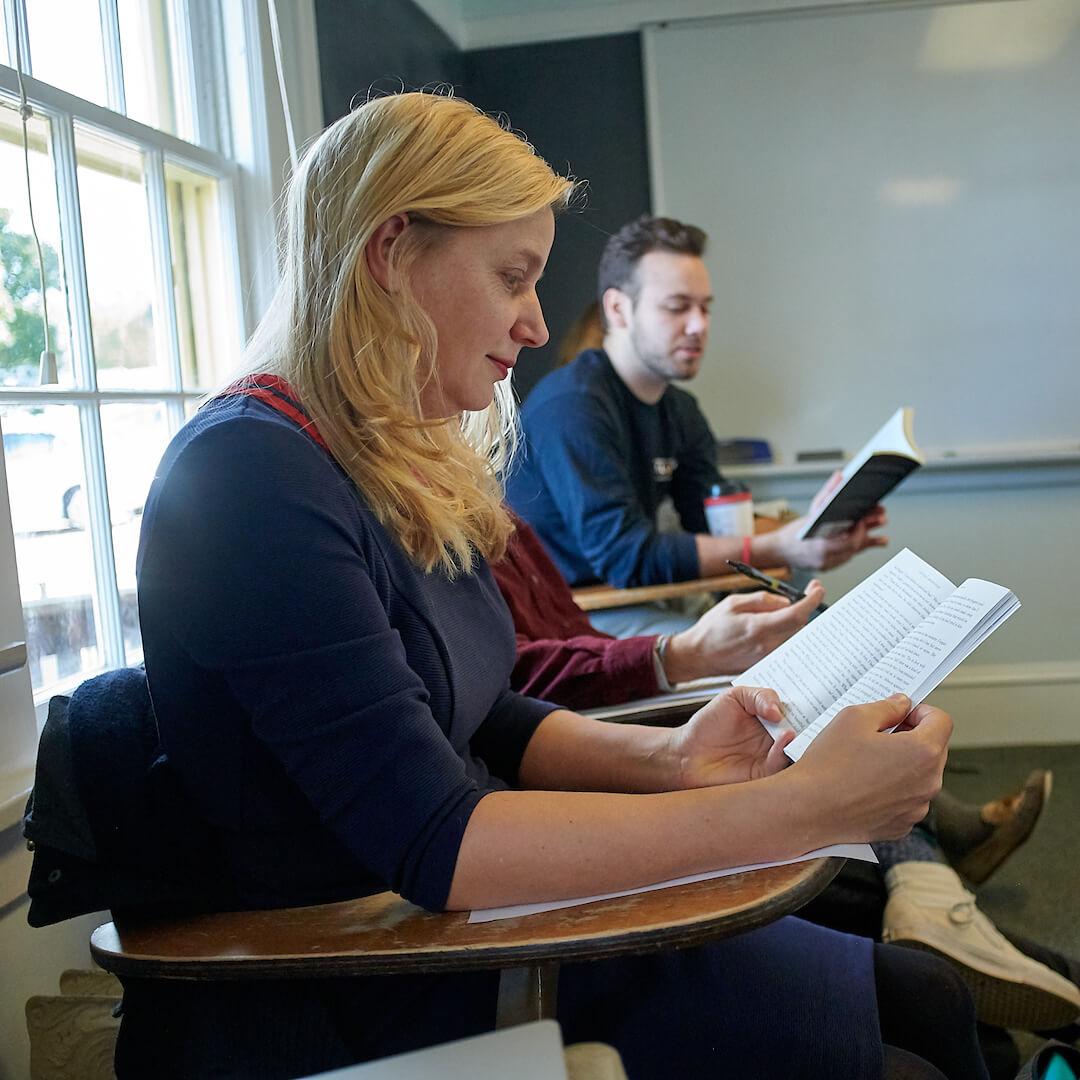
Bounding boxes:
727 450 1080 502
940 661 1080 690
929 661 1080 748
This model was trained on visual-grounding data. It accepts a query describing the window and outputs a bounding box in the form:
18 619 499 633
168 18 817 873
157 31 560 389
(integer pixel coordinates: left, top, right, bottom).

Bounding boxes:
0 0 262 705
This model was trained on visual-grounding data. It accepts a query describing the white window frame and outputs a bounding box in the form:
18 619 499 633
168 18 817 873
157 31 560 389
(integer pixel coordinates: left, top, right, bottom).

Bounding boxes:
0 0 323 821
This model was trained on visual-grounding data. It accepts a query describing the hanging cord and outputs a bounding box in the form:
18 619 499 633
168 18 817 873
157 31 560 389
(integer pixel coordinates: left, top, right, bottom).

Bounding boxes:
12 25 57 384
266 0 298 175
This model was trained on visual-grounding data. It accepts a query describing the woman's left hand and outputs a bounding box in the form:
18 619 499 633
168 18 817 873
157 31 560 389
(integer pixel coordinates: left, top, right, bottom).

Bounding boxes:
670 685 794 789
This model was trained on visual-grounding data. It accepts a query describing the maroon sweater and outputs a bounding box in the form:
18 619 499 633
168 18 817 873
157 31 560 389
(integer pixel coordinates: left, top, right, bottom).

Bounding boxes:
491 517 661 710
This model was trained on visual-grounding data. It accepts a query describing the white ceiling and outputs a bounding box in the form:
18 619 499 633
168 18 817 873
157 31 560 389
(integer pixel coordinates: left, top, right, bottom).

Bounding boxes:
412 0 980 50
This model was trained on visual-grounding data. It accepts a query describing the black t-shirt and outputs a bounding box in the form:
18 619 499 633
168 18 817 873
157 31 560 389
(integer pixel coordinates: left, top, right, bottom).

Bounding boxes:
506 349 723 587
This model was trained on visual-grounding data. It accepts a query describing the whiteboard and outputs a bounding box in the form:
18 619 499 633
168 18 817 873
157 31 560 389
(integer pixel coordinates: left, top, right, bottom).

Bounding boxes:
644 0 1080 464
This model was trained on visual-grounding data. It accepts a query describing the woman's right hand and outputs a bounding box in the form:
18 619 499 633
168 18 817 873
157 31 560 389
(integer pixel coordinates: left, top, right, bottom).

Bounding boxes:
793 695 951 842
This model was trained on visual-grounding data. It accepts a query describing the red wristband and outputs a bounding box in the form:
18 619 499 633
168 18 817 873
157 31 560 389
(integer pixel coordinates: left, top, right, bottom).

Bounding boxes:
742 535 753 564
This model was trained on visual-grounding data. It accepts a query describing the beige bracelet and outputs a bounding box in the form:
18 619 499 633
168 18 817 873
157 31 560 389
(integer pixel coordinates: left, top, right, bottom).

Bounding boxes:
652 634 674 693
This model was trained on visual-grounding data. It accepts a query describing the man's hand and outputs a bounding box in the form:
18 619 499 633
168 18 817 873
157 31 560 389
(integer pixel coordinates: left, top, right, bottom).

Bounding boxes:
669 686 795 789
663 582 826 683
772 505 888 571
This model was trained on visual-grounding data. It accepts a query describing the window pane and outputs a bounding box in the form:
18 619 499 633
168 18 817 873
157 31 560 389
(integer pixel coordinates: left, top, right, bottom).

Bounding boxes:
0 403 103 693
118 0 181 137
101 402 171 665
0 100 75 387
76 125 168 390
166 160 241 389
25 0 108 107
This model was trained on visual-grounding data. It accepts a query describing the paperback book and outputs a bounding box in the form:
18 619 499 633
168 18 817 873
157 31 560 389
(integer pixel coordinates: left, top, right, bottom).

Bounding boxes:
734 548 1019 760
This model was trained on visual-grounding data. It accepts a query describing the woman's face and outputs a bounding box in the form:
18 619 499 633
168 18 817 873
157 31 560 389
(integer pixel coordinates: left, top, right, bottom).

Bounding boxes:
408 208 554 417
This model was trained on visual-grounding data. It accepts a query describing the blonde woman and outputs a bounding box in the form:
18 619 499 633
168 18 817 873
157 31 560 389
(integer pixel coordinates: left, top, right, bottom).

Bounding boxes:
129 93 986 1079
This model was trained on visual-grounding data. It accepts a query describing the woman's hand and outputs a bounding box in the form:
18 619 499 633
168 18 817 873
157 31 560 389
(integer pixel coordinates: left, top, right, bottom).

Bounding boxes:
663 582 826 683
670 685 795 789
791 695 952 842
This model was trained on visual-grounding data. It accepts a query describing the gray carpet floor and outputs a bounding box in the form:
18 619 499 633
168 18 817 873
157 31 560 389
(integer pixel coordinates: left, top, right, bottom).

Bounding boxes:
944 743 1080 1063
945 744 1080 956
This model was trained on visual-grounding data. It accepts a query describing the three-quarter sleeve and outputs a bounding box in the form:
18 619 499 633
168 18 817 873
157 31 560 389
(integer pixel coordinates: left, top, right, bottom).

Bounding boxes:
470 687 554 785
138 415 513 910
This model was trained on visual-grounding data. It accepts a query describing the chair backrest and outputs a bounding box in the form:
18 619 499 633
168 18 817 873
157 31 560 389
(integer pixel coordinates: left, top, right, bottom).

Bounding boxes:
23 668 235 927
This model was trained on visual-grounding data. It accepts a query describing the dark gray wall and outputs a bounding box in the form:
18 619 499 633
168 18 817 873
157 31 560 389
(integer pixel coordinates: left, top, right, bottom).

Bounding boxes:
315 0 463 123
313 6 652 398
464 34 651 397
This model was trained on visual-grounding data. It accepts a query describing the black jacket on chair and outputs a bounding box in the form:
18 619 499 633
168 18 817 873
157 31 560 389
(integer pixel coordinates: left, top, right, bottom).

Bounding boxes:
23 667 233 927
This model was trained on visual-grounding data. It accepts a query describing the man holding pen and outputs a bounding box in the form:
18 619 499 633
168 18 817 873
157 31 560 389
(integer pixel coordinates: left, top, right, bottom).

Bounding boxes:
506 215 885 635
496 512 825 707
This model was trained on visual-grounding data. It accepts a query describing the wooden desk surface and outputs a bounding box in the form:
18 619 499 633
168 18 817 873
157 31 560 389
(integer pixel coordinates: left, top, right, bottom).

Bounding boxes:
91 857 841 982
572 567 790 612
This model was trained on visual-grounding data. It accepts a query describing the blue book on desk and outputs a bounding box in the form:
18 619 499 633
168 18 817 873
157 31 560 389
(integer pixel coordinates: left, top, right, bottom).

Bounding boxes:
716 438 772 465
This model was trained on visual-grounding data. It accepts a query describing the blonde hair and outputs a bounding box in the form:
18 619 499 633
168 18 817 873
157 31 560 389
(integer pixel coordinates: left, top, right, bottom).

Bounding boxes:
243 92 576 575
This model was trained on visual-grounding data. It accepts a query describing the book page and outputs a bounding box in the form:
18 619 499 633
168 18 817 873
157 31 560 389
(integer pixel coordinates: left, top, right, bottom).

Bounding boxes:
787 578 1016 757
907 580 1019 702
840 407 918 481
734 549 954 736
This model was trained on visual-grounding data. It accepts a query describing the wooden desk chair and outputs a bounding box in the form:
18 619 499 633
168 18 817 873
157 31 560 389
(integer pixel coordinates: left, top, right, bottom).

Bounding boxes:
91 858 842 1034
581 680 731 728
571 516 791 613
571 567 791 613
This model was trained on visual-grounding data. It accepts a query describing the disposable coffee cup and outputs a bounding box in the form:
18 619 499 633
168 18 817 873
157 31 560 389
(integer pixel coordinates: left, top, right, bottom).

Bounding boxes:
704 484 753 537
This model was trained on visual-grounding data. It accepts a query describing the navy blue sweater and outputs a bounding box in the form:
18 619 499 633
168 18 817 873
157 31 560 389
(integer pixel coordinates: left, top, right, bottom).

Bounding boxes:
126 387 883 1080
136 392 556 913
506 350 723 587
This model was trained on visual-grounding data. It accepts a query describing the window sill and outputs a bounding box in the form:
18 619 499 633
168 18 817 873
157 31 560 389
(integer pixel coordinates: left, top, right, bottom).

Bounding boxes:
0 767 33 834
33 666 104 712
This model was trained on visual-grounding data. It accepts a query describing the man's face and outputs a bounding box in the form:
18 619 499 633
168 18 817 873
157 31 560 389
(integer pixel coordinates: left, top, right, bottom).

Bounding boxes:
622 251 713 383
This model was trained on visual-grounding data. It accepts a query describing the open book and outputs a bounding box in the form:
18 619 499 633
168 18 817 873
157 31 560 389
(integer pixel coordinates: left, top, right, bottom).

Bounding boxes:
734 549 1019 760
799 407 923 539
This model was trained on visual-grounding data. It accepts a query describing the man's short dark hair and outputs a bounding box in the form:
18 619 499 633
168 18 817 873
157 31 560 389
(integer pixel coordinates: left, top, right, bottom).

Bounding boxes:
597 215 707 308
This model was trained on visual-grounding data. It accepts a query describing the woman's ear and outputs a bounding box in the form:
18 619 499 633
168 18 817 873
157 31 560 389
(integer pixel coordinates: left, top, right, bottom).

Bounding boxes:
365 213 410 290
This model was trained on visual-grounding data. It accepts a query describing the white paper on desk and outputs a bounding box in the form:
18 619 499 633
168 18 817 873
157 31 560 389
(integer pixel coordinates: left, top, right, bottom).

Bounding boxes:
468 843 876 924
